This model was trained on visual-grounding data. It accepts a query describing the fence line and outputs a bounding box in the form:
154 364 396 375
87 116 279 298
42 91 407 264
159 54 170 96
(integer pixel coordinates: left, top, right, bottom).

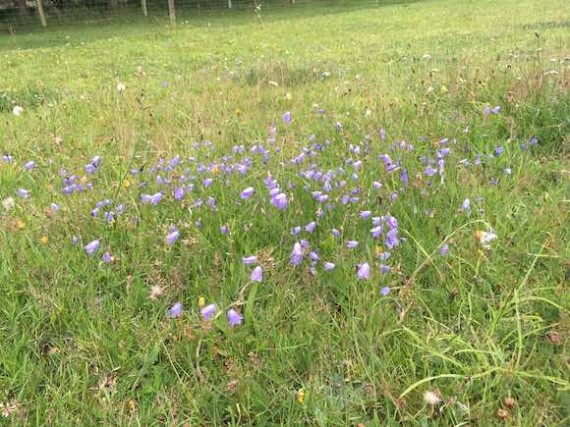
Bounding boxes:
0 0 389 30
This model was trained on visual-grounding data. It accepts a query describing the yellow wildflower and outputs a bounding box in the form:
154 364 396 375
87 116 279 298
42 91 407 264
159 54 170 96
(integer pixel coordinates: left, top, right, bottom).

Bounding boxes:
296 388 306 404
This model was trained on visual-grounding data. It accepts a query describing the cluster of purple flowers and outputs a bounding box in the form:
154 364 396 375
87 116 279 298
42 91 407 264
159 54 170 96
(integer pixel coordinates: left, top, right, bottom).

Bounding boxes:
264 175 288 210
6 103 529 326
85 155 102 175
60 170 93 195
243 255 263 282
169 302 243 327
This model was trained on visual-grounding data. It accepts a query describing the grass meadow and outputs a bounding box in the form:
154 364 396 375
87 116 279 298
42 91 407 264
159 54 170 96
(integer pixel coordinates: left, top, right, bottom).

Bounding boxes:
0 0 569 424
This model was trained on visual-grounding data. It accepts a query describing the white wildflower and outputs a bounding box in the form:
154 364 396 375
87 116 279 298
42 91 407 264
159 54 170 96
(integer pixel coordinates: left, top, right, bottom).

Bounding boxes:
475 230 498 249
2 197 15 211
0 400 17 417
424 390 441 406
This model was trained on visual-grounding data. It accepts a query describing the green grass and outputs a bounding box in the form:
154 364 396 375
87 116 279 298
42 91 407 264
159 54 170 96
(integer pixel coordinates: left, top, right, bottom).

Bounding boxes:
0 0 569 424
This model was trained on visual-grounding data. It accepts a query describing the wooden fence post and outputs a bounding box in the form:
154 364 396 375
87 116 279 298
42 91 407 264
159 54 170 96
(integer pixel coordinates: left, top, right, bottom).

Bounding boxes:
168 0 175 24
37 0 47 27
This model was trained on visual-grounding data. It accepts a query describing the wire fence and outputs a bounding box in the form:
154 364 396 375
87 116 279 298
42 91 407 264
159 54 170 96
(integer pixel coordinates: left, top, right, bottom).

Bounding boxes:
0 0 390 30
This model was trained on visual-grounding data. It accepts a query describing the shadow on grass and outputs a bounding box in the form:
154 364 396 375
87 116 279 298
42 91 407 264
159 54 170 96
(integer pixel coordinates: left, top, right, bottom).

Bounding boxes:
521 20 570 31
0 0 425 51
